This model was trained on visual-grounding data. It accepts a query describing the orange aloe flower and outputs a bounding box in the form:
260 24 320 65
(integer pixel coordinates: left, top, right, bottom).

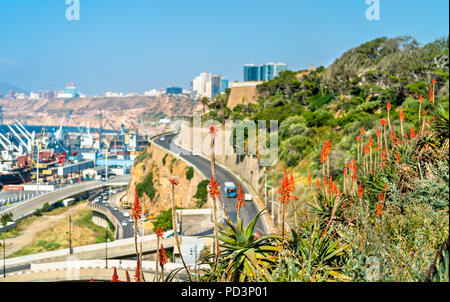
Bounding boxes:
429 85 434 103
169 179 180 186
423 109 427 116
376 202 383 217
289 169 296 192
208 175 220 199
236 184 245 210
209 125 218 136
111 267 120 282
155 228 164 239
387 102 392 111
395 152 400 163
134 259 141 282
380 119 387 126
432 79 436 84
390 128 396 144
159 244 168 268
131 187 142 220
349 160 357 174
369 136 374 147
356 135 361 142
358 183 364 199
307 167 312 187
399 108 405 122
410 128 416 139
279 167 291 204
419 95 423 104
361 126 366 136
376 128 381 138
316 177 321 190
364 144 370 154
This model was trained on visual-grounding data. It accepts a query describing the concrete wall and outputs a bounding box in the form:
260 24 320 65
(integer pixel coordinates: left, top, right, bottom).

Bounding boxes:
0 221 17 234
88 202 122 239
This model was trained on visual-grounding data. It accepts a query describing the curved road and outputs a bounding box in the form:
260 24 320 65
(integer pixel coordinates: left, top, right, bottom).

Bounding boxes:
153 133 266 235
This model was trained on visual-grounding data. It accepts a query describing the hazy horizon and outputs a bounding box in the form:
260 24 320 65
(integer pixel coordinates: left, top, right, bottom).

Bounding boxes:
0 0 448 95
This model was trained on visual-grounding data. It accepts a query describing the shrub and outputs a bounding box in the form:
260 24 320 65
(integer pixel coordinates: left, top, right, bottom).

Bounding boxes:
194 180 209 208
162 154 168 166
41 203 52 213
134 148 148 166
136 172 156 201
1 213 13 227
185 167 194 181
152 209 172 231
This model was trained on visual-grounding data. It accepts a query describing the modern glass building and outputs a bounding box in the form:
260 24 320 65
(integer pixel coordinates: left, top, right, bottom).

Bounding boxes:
211 75 222 99
244 64 261 81
221 79 229 92
166 87 183 94
244 63 288 82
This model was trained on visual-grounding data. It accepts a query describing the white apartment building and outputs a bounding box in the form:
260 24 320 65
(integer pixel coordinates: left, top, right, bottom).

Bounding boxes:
191 72 221 99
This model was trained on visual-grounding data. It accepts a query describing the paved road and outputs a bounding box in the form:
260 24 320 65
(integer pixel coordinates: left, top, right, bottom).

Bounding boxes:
88 189 134 239
0 175 130 220
153 133 266 234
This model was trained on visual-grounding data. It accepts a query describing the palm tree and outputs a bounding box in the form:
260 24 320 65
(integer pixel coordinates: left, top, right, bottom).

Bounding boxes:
200 97 209 114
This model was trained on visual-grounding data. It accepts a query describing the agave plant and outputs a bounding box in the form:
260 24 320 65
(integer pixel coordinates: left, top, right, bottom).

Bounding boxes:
201 210 281 282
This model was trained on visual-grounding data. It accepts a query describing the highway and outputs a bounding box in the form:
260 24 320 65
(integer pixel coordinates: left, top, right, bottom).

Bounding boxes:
87 189 135 239
0 175 130 220
152 133 266 234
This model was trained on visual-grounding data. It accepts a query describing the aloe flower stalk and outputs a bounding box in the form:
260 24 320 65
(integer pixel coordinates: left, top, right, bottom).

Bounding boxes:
169 179 192 281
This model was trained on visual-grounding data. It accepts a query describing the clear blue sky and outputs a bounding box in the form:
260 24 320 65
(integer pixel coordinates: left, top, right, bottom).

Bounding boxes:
0 0 448 95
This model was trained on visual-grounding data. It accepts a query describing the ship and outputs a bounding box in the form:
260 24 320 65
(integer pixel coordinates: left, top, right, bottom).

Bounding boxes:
0 160 32 188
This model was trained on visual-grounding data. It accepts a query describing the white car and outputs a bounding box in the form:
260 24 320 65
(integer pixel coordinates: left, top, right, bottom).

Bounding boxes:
244 194 253 202
160 137 166 141
123 212 130 218
128 218 134 223
122 221 128 226
113 207 118 211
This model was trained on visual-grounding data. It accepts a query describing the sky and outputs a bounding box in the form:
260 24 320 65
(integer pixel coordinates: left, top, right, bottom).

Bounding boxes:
0 0 448 95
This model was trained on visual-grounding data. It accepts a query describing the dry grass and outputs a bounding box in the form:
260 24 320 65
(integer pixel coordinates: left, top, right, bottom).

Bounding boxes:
8 207 114 258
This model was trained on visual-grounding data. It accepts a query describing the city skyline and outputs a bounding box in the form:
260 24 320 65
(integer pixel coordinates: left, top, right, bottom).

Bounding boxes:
0 0 448 95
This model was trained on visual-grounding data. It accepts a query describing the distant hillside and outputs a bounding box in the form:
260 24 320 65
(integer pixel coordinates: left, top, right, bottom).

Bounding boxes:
0 95 199 129
0 82 29 95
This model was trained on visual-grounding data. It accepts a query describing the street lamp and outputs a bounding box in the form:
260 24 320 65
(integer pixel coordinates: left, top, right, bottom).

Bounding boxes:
190 244 198 271
105 230 110 269
69 216 72 254
2 238 5 278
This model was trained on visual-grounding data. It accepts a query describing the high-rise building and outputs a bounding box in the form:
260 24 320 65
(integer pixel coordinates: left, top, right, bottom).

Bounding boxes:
221 79 229 92
191 72 222 99
211 75 222 99
244 64 261 81
244 62 288 82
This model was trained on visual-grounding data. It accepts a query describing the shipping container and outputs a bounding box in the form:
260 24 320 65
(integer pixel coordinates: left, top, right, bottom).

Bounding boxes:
2 185 24 192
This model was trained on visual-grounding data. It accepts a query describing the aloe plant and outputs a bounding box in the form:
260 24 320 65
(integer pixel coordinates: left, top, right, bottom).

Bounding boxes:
201 210 281 282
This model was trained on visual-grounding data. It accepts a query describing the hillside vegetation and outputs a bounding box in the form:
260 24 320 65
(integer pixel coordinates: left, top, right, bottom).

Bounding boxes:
195 36 449 282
